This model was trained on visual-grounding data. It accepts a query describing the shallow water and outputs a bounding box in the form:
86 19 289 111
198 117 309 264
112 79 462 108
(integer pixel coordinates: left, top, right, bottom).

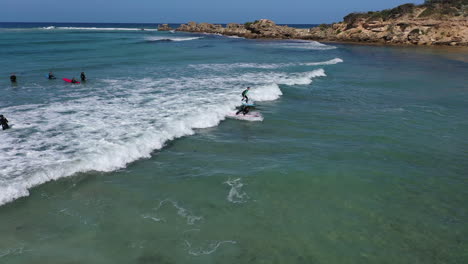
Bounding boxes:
0 23 467 263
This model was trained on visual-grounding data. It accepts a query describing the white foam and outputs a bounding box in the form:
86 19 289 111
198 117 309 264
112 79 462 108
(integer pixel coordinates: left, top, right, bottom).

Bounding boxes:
225 35 244 39
153 199 203 225
227 111 264 122
190 58 343 70
145 36 203 42
184 240 237 256
261 40 336 50
303 58 343 66
0 68 326 206
142 214 164 222
0 245 29 258
224 178 249 203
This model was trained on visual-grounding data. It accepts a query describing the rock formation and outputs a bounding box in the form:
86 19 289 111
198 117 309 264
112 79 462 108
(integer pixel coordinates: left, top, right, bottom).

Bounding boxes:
306 1 468 46
157 24 173 31
176 1 468 46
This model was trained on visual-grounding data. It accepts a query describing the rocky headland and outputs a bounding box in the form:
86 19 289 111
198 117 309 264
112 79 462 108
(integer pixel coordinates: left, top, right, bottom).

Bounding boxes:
172 0 468 46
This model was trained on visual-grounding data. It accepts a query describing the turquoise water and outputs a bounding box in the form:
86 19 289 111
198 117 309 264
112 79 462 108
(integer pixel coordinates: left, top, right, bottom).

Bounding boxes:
0 24 467 263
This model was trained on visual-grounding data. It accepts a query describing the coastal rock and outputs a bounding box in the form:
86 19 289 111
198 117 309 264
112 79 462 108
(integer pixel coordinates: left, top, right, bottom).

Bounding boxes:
176 1 468 46
157 24 173 31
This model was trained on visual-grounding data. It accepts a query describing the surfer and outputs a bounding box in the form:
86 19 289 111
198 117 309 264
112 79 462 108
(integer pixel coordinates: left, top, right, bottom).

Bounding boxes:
71 77 78 84
0 115 10 130
48 72 56 79
236 105 250 116
80 72 86 81
10 73 17 83
241 87 250 103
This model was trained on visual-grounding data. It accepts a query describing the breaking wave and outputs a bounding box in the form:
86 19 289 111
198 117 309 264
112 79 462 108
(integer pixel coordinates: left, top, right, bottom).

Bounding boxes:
0 68 327 206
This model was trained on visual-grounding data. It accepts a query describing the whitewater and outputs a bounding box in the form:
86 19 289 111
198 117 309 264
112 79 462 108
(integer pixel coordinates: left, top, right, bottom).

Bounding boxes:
0 29 338 205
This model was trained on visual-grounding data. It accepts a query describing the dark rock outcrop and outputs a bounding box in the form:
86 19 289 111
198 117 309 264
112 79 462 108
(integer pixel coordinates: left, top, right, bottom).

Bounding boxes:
157 24 173 31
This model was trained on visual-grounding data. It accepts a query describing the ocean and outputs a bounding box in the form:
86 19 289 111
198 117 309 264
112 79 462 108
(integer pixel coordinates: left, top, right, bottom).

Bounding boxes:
0 22 467 263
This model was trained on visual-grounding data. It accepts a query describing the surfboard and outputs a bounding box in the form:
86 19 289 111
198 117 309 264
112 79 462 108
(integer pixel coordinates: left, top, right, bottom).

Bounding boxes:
63 78 80 84
227 111 263 121
242 101 256 107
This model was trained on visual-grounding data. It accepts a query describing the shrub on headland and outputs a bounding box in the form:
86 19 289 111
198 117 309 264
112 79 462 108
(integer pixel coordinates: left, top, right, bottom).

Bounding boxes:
344 0 466 24
424 0 468 8
344 3 416 23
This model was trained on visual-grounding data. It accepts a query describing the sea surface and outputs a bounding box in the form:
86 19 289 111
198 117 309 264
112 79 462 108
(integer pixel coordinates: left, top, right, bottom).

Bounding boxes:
0 22 467 263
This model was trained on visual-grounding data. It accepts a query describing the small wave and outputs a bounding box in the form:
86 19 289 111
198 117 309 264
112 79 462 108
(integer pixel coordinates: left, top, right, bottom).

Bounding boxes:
262 40 336 50
226 35 244 39
145 36 202 42
303 58 343 66
250 83 283 101
190 58 343 71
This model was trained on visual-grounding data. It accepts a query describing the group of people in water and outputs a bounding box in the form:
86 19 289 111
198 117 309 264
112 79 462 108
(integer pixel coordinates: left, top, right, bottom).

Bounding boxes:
10 72 87 83
3 71 88 131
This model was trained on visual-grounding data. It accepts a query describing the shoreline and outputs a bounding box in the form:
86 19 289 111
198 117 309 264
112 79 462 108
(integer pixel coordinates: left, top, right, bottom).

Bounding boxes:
169 2 467 47
182 29 468 49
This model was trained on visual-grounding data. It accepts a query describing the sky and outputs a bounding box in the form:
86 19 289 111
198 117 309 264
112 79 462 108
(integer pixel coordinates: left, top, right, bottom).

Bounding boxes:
0 0 424 24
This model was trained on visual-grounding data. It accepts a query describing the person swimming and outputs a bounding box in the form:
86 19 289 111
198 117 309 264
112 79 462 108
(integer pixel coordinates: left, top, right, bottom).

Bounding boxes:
48 72 56 79
241 87 250 103
0 115 10 130
236 105 250 116
80 72 86 81
10 74 16 83
71 77 78 84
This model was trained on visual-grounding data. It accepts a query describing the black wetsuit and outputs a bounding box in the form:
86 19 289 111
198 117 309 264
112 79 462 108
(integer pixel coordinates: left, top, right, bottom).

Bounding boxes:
71 79 77 83
236 105 250 116
48 74 56 79
80 73 86 81
0 116 9 130
10 75 16 83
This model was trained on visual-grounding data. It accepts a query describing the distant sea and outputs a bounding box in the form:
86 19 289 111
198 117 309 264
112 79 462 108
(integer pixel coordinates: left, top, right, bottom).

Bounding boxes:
0 22 318 29
0 22 467 263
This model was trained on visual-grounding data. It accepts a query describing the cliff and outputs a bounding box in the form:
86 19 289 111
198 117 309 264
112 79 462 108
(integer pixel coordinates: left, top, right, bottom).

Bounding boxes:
176 0 468 46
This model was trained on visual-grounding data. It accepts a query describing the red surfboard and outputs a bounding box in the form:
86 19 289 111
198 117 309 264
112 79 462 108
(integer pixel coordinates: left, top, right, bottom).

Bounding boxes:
63 78 80 84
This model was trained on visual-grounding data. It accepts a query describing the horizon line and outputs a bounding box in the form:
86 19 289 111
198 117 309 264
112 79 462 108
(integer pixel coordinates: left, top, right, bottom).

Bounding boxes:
0 21 322 25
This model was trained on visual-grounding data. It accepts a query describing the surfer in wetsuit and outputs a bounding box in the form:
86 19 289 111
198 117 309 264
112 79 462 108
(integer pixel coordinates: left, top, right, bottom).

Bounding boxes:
0 115 10 130
71 77 78 84
80 72 86 81
48 72 56 79
236 105 250 116
10 74 17 83
241 87 250 103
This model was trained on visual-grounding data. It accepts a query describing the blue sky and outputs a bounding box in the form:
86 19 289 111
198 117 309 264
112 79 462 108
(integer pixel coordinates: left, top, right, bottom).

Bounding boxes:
0 0 424 24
